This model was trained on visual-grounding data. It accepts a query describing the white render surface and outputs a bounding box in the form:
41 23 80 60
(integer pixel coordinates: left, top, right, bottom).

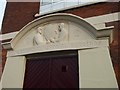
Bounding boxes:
1 56 26 88
78 47 118 88
85 12 120 25
1 31 18 41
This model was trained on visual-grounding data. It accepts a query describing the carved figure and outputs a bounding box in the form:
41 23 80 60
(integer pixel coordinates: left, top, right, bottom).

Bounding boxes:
48 29 59 43
33 27 46 45
33 23 67 45
57 23 67 42
44 23 67 43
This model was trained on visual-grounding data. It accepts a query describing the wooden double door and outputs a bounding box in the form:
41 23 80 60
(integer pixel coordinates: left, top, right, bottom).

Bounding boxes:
23 51 79 89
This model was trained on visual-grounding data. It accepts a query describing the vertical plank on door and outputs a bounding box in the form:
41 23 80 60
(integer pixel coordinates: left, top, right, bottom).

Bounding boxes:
23 58 50 88
51 55 79 89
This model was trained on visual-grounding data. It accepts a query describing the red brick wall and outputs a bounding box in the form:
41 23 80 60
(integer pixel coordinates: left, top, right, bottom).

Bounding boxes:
1 2 40 76
2 2 119 34
42 2 119 18
1 47 7 72
2 2 40 34
106 21 120 88
65 2 119 18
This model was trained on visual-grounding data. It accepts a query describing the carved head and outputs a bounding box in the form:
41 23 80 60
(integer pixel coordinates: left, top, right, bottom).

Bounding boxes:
37 27 43 34
58 23 64 32
59 23 65 29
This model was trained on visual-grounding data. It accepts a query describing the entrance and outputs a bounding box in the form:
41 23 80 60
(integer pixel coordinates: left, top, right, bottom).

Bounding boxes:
23 51 79 89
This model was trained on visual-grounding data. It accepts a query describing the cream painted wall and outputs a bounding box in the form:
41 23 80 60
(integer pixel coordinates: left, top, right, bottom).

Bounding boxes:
78 47 118 88
1 56 26 88
1 47 118 88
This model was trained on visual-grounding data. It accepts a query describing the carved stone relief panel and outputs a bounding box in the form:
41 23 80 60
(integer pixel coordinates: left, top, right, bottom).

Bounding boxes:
44 23 68 43
33 22 69 46
14 20 94 50
33 27 47 45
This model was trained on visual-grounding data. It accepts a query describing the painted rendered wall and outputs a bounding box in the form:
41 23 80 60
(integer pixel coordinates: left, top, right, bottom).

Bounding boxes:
1 47 118 88
78 47 118 88
1 56 26 88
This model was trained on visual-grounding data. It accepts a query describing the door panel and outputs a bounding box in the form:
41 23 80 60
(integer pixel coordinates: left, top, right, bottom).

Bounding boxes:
23 51 79 89
23 58 50 88
51 56 79 88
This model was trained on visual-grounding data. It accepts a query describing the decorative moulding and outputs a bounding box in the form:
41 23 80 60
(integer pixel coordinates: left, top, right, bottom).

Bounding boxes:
2 42 12 50
7 40 109 57
2 13 113 50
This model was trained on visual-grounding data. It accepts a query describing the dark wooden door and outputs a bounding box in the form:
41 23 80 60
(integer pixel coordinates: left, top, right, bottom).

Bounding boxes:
23 58 50 88
50 56 79 88
23 51 79 89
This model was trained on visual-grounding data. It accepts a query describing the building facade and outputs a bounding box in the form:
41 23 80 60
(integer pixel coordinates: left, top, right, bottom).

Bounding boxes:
1 1 120 89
